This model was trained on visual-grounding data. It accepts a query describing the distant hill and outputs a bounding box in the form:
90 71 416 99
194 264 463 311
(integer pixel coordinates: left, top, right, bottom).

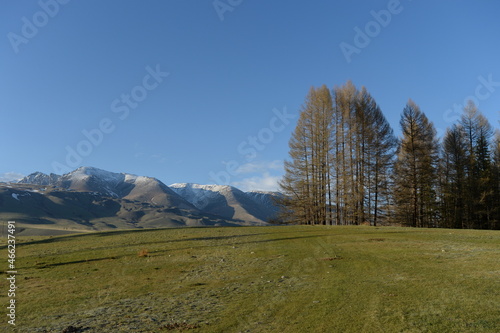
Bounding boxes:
245 190 283 219
19 167 195 209
1 167 281 235
169 183 281 223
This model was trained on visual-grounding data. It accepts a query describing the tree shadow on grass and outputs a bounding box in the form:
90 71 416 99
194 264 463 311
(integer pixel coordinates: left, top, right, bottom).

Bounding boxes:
10 227 287 249
33 256 122 269
11 231 285 261
3 228 176 249
7 225 407 252
239 234 329 244
25 234 334 271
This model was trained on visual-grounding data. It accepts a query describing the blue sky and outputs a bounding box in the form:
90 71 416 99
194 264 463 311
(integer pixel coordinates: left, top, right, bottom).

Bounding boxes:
1 0 499 190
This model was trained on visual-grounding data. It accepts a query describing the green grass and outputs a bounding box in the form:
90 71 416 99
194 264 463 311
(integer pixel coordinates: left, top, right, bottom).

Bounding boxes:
1 226 499 332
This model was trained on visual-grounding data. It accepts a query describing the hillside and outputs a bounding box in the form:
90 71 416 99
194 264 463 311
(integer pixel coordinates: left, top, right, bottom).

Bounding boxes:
0 183 243 236
170 183 280 223
3 226 499 332
0 167 281 235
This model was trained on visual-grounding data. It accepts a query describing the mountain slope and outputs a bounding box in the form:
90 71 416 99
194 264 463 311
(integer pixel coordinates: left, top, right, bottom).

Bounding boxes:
19 167 196 210
3 167 279 235
169 183 278 223
245 190 282 221
18 171 60 185
0 182 247 236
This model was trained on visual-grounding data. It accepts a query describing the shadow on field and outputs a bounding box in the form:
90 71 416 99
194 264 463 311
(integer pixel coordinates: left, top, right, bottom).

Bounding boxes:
177 233 276 242
239 234 329 244
11 227 304 249
7 226 412 252
124 234 331 259
34 256 121 269
28 235 324 269
1 232 117 249
21 231 360 269
10 227 285 248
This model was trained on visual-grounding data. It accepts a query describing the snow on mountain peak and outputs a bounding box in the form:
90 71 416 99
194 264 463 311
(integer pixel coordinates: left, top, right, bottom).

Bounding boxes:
169 183 236 209
10 167 281 225
170 183 236 193
169 182 280 223
18 171 60 185
69 167 124 183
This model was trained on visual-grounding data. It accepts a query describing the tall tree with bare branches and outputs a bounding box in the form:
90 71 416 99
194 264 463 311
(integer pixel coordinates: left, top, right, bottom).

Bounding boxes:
280 82 396 225
491 131 500 229
393 100 439 227
459 101 494 229
279 85 333 224
440 124 467 228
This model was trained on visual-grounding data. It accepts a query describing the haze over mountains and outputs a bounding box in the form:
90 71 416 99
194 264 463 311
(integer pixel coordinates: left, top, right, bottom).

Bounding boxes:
0 167 281 235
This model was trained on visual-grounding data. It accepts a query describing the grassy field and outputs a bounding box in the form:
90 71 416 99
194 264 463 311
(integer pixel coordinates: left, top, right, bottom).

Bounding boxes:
1 225 499 332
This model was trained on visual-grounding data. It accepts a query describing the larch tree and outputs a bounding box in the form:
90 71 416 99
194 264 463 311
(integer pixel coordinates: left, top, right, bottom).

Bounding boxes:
339 85 396 225
440 124 467 228
278 85 333 225
459 101 494 229
282 81 396 226
279 83 498 230
491 131 500 229
332 81 358 225
393 100 439 227
356 88 397 226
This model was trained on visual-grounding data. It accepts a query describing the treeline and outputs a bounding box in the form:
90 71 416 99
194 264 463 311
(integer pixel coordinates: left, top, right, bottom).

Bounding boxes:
278 81 500 229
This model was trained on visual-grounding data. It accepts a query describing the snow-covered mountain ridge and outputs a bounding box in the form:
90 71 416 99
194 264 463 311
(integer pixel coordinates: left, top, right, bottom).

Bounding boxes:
10 167 282 232
169 183 280 223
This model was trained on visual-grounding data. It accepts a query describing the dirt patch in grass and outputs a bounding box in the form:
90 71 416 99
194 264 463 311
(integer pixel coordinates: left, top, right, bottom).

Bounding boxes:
161 322 201 330
319 256 343 261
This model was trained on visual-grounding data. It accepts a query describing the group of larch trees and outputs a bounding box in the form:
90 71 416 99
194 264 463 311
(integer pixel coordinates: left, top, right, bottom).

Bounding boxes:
279 81 500 230
440 101 499 229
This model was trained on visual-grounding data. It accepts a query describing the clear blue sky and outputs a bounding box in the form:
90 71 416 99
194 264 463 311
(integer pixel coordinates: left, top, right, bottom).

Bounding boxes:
1 0 499 190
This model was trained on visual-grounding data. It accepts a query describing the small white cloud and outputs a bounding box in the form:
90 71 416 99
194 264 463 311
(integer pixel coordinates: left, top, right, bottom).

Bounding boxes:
236 160 283 175
150 153 167 163
0 172 24 183
232 172 281 192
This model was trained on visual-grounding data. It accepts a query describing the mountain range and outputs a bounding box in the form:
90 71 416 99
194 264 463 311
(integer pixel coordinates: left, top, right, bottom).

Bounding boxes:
0 167 281 235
